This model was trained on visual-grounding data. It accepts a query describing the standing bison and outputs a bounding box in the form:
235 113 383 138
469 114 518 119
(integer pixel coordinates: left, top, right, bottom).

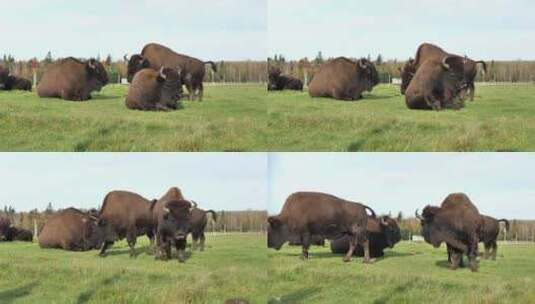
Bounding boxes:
153 199 193 262
415 193 482 271
125 67 183 111
330 215 401 258
268 191 377 263
268 67 303 91
405 56 468 110
125 43 217 101
4 75 32 91
98 190 157 257
400 43 486 101
37 57 108 101
479 215 509 260
190 205 217 251
308 57 379 101
38 208 105 251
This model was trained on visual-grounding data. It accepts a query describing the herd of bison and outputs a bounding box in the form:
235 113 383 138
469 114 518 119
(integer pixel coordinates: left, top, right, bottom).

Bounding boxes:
0 42 486 112
0 187 218 262
269 42 487 111
268 192 509 272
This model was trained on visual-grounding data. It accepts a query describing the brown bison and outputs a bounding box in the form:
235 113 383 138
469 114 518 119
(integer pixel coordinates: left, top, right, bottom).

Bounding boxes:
153 199 193 262
268 66 303 91
98 190 157 257
415 192 482 271
268 191 377 263
405 56 468 110
125 43 217 101
125 67 183 111
400 43 486 101
190 205 217 251
37 57 108 101
4 75 32 91
479 215 509 260
330 215 401 258
308 57 379 101
0 65 9 89
38 208 105 251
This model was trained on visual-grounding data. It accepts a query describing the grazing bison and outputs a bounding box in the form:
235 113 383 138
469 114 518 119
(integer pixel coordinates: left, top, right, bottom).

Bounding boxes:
308 57 379 101
268 191 377 263
98 190 157 257
153 199 193 262
0 65 9 89
268 67 303 91
330 215 401 258
38 208 105 251
405 56 468 110
4 75 32 91
125 67 183 111
415 192 482 271
479 215 509 260
190 204 217 251
37 57 108 101
400 43 486 101
125 43 217 101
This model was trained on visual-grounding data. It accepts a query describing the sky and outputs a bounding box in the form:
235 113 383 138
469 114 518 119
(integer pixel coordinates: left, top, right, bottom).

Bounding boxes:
0 0 267 61
268 153 535 220
269 0 535 61
0 153 267 212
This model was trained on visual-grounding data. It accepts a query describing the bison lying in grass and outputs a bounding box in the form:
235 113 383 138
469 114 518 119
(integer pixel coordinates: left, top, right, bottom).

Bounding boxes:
268 67 303 91
125 67 183 111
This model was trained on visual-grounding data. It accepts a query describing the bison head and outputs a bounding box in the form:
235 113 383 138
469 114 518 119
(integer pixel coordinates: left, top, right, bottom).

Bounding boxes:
267 216 289 250
163 199 193 241
416 206 443 248
0 217 14 241
379 216 401 248
267 67 282 91
441 56 469 101
157 66 184 109
85 59 109 92
357 58 379 92
125 54 150 83
81 214 108 250
0 66 10 89
400 59 416 95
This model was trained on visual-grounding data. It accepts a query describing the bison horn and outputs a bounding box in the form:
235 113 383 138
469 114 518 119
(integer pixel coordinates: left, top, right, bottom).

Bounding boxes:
358 59 367 69
415 209 424 220
124 54 129 62
158 66 166 80
190 200 198 209
380 217 388 226
442 57 451 70
89 215 99 222
163 206 170 214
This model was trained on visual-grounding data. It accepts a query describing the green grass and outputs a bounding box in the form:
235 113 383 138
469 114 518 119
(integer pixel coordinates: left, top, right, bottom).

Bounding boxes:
0 84 267 151
267 84 535 151
0 233 267 304
268 241 535 304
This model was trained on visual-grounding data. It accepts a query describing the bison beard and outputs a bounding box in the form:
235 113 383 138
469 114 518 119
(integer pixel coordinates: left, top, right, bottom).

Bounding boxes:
155 200 193 262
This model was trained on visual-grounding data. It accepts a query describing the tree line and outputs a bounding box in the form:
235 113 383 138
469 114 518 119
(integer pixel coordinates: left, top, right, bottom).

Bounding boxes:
269 53 535 84
1 204 268 236
0 53 267 85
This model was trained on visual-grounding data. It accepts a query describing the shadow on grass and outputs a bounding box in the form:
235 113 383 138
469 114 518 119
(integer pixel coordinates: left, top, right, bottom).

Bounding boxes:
76 274 122 304
101 245 153 258
268 288 319 304
0 282 39 304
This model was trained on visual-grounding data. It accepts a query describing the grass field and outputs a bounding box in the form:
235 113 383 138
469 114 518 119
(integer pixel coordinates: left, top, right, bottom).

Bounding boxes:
0 84 267 151
267 84 535 151
0 233 267 304
268 241 535 304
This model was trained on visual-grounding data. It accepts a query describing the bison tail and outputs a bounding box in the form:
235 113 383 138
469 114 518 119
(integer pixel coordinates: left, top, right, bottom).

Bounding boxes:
498 219 510 231
475 61 487 74
205 210 218 222
363 205 377 218
204 61 218 73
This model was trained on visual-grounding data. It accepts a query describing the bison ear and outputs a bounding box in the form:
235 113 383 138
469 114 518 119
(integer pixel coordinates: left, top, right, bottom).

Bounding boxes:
88 59 97 70
268 216 282 228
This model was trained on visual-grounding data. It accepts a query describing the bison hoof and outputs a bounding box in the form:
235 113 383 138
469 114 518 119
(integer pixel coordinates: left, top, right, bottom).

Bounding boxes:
343 257 352 263
363 258 375 264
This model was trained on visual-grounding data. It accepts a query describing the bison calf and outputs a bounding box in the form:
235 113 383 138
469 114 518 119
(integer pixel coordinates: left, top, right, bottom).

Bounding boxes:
37 57 108 101
125 67 183 111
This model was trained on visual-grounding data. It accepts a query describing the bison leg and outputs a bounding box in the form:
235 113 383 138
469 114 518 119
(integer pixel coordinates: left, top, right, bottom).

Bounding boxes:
127 228 138 258
199 232 206 251
343 236 356 263
361 239 372 264
176 238 187 263
198 83 204 102
449 251 461 270
424 94 442 111
99 241 114 257
468 238 479 272
491 241 498 260
483 243 491 259
468 83 475 101
300 233 311 260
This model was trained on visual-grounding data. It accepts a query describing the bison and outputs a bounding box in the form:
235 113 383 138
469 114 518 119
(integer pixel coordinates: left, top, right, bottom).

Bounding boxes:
37 57 108 101
330 215 401 258
405 56 468 110
190 205 217 251
10 227 33 242
125 43 217 101
268 66 303 91
308 57 379 101
38 208 105 251
479 215 509 260
400 43 486 101
0 65 9 89
4 75 32 91
98 190 157 257
268 191 377 263
153 199 193 262
0 217 14 241
415 192 482 271
125 67 183 111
